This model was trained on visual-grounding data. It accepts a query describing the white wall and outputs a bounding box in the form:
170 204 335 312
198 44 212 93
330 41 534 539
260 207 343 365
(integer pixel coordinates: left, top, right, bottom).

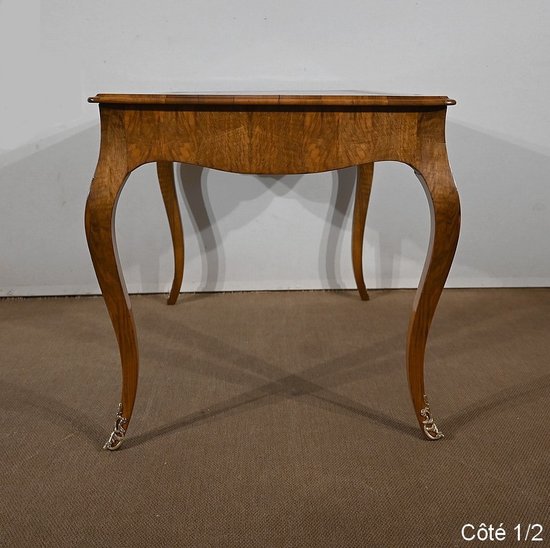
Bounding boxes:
1 0 549 296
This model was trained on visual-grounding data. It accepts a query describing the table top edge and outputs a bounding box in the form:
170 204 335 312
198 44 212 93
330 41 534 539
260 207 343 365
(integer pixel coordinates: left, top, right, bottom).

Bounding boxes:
88 93 456 107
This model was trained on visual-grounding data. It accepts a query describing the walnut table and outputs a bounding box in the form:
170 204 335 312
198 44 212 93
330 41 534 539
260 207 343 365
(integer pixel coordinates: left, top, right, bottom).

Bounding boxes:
85 93 461 450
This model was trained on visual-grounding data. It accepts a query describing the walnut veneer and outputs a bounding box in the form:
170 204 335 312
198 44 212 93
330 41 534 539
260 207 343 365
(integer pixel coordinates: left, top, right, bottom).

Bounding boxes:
85 93 460 450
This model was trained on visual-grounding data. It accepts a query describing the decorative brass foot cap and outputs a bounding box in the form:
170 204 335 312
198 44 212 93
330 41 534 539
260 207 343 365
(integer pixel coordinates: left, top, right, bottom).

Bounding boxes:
420 395 444 440
103 403 129 451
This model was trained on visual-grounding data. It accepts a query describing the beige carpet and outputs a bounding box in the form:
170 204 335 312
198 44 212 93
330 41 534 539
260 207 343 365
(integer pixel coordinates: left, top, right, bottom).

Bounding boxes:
0 289 549 547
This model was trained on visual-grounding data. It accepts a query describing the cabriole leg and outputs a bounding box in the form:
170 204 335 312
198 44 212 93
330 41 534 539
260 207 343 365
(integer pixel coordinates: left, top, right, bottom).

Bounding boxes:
407 148 460 440
157 161 184 305
352 163 374 301
85 134 138 451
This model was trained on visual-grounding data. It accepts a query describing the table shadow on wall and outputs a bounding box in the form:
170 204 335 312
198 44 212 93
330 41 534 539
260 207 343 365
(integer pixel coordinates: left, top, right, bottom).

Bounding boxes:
1 120 549 296
172 121 550 293
176 164 359 292
173 160 410 293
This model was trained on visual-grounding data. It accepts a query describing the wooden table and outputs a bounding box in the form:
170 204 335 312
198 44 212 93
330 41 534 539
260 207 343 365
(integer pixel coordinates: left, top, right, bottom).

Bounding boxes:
85 93 461 450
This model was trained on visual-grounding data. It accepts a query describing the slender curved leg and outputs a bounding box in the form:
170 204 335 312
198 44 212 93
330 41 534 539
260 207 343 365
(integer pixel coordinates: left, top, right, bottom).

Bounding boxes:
407 146 460 440
351 163 374 301
157 162 184 305
85 120 138 451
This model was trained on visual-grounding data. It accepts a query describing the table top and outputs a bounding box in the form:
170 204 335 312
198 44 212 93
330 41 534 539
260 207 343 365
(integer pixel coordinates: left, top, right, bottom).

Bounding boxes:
88 92 456 107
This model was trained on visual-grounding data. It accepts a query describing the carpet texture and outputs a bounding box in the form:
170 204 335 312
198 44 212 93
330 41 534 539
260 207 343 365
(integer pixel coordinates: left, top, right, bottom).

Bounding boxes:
0 289 549 547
